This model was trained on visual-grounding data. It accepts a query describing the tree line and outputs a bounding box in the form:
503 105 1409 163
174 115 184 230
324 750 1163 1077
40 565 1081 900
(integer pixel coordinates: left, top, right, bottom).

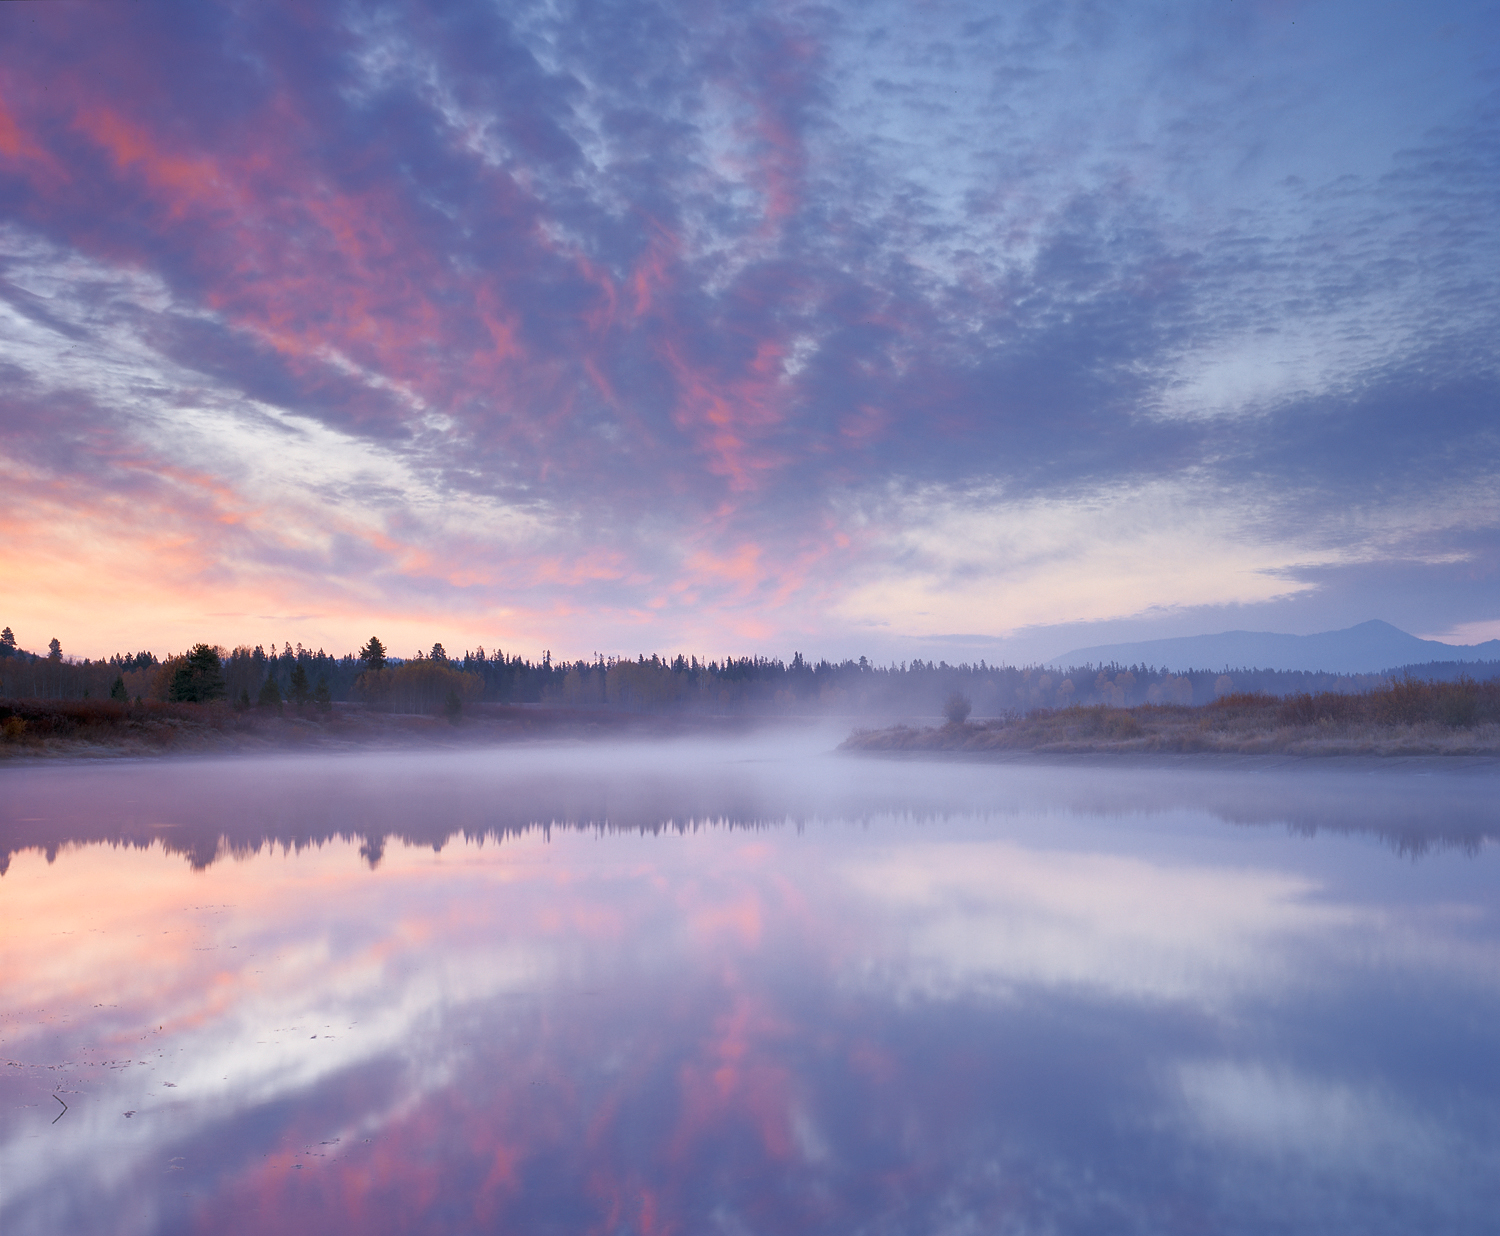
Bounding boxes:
1 624 1497 717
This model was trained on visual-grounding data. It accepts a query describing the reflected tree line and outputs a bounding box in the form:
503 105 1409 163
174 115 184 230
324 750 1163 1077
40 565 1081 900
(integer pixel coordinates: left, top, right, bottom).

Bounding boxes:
4 769 1496 878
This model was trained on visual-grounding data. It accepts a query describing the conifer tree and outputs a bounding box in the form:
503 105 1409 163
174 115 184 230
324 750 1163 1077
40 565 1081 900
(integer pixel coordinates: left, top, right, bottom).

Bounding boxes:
358 635 387 670
169 644 226 703
289 662 311 705
258 674 283 711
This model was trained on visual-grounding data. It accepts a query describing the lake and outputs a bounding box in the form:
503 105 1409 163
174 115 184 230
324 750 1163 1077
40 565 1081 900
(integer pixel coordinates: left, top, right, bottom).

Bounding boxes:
3 736 1498 1235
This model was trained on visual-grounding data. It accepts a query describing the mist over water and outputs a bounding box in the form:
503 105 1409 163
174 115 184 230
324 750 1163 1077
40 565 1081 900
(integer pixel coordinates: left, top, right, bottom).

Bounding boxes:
3 736 1498 1234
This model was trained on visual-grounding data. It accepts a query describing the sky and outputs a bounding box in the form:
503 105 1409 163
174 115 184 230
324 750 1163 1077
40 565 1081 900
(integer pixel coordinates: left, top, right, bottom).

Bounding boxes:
1 0 1497 664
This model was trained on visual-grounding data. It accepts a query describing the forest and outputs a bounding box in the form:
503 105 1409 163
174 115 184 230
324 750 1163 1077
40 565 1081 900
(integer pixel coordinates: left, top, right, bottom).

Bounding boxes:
1 624 1498 718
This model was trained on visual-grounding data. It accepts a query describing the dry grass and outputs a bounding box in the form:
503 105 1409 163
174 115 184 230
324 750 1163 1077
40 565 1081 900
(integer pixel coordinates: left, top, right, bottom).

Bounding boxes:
0 697 766 759
843 679 1500 758
0 698 375 758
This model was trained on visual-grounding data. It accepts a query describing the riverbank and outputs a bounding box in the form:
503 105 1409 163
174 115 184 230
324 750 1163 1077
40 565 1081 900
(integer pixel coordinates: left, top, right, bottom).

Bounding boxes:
0 698 768 760
7 686 1500 762
841 693 1500 759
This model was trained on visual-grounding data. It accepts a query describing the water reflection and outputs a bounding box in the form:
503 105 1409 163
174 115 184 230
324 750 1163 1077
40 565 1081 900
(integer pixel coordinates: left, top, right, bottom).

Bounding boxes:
2 739 1497 1234
4 739 1498 873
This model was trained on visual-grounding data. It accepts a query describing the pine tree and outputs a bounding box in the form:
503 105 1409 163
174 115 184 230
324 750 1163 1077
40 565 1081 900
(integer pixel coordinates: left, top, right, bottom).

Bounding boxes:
110 675 128 701
313 675 332 713
258 674 283 711
169 644 226 703
289 662 311 705
0 627 15 658
358 635 387 670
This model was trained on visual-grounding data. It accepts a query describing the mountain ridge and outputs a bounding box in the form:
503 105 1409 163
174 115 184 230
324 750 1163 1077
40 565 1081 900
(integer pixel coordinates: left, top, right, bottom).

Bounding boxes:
1047 619 1500 676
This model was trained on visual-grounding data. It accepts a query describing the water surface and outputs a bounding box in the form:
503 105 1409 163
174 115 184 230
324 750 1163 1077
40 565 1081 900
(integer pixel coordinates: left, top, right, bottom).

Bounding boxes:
3 739 1498 1234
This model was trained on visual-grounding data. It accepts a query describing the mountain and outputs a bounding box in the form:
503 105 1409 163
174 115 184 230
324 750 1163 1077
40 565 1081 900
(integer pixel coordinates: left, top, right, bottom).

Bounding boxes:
1046 620 1500 675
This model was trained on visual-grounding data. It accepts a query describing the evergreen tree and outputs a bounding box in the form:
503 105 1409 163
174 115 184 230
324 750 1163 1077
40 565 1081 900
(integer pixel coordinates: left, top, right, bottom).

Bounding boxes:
48 637 62 662
110 675 128 701
313 675 332 713
235 687 251 712
289 662 311 705
0 627 15 658
169 644 226 703
430 642 447 662
358 635 387 670
258 674 283 711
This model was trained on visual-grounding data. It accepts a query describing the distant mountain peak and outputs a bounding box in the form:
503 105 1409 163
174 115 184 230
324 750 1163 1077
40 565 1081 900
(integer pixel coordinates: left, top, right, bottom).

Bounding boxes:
1047 621 1500 675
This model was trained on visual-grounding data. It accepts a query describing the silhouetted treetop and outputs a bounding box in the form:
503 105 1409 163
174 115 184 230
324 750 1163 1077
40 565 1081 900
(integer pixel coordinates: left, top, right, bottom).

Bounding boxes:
169 644 226 703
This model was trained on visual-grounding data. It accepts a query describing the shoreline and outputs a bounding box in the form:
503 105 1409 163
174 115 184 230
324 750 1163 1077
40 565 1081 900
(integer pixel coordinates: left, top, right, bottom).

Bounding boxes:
4 694 1499 767
839 696 1500 763
0 699 800 763
837 746 1500 774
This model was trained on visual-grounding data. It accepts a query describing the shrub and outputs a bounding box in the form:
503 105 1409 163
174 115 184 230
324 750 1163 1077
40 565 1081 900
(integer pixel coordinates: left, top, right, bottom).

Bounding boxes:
943 692 972 724
1278 691 1362 727
1207 692 1278 720
1276 676 1498 729
1440 689 1479 729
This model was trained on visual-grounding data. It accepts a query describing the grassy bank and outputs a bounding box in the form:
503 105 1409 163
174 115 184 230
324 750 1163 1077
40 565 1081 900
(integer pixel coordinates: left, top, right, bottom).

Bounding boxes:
0 698 760 759
842 680 1500 758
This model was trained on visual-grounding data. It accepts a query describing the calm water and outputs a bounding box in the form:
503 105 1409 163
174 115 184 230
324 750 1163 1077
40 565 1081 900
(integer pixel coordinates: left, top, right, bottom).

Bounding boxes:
3 737 1498 1235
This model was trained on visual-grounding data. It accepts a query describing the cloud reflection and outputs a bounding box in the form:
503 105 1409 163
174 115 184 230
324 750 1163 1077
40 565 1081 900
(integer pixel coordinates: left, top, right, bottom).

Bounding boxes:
3 748 1498 1233
841 841 1356 1006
